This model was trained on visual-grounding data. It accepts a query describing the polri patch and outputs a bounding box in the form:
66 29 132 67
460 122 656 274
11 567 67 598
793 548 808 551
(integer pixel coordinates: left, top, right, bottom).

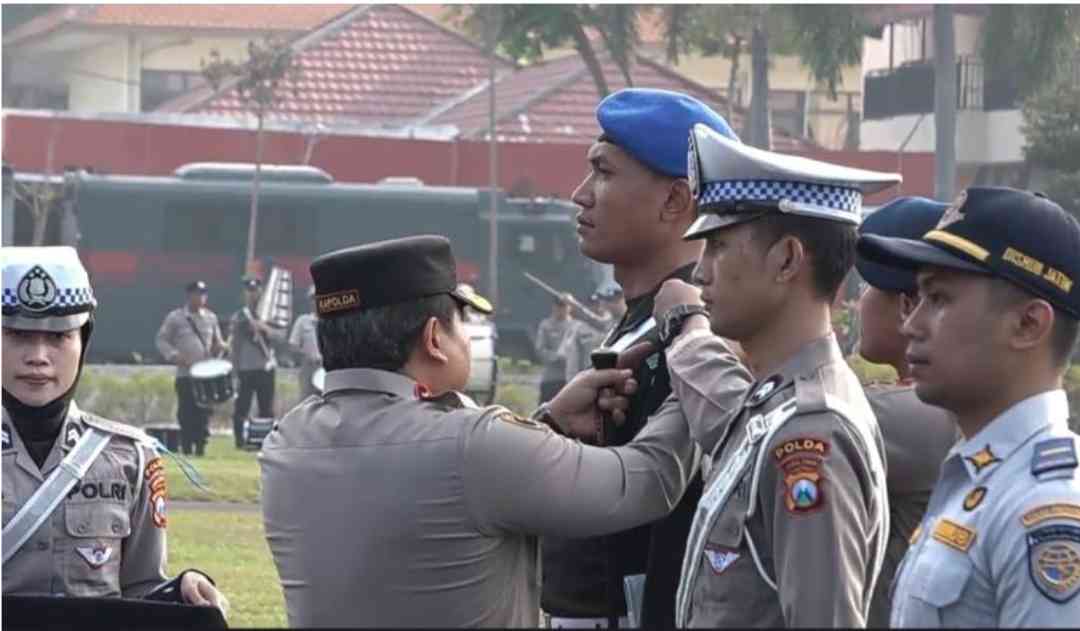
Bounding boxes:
1027 523 1080 603
704 544 740 576
963 486 987 511
774 436 829 514
145 457 168 528
964 445 1001 474
1022 503 1080 528
76 544 113 568
932 518 976 552
1031 438 1078 478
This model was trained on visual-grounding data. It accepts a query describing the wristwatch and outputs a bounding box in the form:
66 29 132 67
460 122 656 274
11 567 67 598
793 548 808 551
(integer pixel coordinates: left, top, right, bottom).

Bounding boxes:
658 304 709 347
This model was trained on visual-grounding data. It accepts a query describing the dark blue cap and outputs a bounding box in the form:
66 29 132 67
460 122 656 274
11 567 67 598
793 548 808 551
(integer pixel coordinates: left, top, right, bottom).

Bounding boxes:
858 187 1080 318
186 280 208 293
596 88 737 178
856 197 947 293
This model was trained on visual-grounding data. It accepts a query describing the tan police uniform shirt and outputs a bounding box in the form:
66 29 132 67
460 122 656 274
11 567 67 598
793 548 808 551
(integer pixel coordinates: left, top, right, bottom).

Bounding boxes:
1 403 169 597
155 305 226 377
259 368 696 628
228 309 286 372
666 331 889 627
865 384 957 627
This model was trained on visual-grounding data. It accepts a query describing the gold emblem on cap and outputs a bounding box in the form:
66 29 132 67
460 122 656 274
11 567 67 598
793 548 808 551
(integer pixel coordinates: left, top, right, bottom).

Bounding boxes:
937 190 967 229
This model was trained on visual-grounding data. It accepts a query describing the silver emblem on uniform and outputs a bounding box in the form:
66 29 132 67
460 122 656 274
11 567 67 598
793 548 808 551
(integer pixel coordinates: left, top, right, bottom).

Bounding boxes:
76 544 114 568
747 375 782 407
16 265 58 312
1 424 12 450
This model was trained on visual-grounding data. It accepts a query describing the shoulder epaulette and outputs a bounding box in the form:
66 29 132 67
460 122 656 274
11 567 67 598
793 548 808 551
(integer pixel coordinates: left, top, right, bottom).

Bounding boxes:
81 414 155 447
1031 437 1078 479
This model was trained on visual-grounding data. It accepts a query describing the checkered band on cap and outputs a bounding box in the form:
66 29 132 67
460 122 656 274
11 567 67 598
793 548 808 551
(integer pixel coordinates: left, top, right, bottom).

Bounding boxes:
698 179 862 214
1 247 97 316
2 283 96 311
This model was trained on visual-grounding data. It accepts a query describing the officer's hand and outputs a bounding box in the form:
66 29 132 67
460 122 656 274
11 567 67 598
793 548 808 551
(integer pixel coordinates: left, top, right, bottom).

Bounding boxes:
180 571 230 619
653 279 703 320
548 368 638 441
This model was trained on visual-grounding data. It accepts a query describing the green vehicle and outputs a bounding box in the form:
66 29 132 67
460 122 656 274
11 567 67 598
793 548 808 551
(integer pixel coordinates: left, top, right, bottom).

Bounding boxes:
4 163 606 363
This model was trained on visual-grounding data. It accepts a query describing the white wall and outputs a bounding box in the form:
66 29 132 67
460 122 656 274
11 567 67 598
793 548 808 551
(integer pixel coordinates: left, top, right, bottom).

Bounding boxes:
860 108 1025 164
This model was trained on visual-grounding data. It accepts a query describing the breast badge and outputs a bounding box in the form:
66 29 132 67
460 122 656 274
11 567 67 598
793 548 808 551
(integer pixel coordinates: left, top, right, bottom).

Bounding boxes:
704 544 740 576
774 437 829 514
932 518 976 552
76 544 113 568
1027 524 1080 603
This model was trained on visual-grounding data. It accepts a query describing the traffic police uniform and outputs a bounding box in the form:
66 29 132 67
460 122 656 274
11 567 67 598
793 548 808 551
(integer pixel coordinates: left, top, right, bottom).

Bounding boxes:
670 124 900 627
259 235 697 628
856 196 961 625
155 280 227 455
859 186 1080 626
543 87 738 630
288 286 321 399
2 247 210 602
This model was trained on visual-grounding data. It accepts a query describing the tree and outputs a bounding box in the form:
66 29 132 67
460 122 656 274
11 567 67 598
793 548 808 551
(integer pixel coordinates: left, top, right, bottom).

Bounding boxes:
981 5 1080 102
201 37 299 275
12 116 64 245
1022 82 1080 221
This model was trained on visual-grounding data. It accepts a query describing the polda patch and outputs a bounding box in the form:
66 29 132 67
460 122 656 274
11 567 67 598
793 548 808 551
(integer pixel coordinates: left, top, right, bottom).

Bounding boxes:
145 457 168 528
774 437 829 514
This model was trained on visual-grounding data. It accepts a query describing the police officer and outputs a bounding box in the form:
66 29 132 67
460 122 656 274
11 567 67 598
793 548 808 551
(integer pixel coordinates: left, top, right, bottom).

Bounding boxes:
858 187 1080 626
288 285 321 400
259 235 697 628
535 294 575 403
228 277 286 448
654 123 898 626
155 281 227 456
558 288 611 381
549 87 737 630
2 247 227 616
854 197 960 625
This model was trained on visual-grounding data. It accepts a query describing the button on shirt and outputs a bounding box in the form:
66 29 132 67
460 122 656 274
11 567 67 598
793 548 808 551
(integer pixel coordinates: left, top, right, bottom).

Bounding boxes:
890 389 1080 627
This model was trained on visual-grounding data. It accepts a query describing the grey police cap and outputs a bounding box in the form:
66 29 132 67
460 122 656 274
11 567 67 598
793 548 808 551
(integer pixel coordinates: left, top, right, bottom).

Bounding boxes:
2 246 96 332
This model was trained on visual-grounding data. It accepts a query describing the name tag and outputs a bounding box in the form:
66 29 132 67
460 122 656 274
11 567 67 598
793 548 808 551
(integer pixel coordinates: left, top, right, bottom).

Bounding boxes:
932 518 976 552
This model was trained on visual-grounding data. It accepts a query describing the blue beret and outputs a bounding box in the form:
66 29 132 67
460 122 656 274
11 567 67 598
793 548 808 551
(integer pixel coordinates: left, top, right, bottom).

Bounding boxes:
596 88 737 178
856 196 947 293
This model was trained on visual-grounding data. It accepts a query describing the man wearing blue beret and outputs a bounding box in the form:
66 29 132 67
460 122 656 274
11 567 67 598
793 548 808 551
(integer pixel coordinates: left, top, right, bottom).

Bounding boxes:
543 88 736 629
854 197 959 625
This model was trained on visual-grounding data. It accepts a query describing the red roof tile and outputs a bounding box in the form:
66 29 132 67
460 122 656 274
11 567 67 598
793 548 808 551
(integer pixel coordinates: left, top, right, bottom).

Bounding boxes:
170 4 515 126
430 50 815 151
4 4 352 46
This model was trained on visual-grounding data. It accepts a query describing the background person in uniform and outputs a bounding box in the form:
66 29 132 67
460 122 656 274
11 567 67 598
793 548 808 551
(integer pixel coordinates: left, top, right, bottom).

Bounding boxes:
656 123 896 627
854 196 960 625
859 187 1080 626
259 235 697 628
558 289 611 381
546 87 736 629
155 280 227 456
228 277 286 448
535 294 575 403
289 285 321 399
2 247 227 616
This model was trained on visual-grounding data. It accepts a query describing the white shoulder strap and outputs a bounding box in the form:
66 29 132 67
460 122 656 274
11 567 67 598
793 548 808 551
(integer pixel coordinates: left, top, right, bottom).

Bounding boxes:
2 426 112 565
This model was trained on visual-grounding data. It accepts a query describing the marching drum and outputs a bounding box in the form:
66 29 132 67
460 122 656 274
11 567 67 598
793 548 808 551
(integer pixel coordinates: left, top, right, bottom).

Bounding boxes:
242 416 275 450
464 320 497 405
189 358 236 408
311 367 326 394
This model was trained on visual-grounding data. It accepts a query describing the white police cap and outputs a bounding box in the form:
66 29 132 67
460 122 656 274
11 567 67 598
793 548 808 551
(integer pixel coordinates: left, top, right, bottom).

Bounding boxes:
684 123 902 239
2 246 96 332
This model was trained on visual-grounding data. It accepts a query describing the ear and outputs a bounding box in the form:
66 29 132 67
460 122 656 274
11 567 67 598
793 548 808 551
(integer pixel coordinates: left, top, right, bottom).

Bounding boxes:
1009 298 1055 353
765 235 806 285
899 291 918 322
659 178 694 224
419 316 450 365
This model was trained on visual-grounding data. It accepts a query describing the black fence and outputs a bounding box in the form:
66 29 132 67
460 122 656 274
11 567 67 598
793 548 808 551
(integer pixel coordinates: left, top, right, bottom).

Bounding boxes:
863 56 1022 120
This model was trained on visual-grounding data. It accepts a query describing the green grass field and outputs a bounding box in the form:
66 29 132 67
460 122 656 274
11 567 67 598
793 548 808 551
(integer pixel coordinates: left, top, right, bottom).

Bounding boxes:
164 437 262 503
167 509 286 627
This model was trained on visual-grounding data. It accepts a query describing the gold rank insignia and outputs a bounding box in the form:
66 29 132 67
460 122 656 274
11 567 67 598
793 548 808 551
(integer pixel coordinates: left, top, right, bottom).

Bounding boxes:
932 518 976 552
1022 503 1080 528
963 486 988 511
964 445 1002 474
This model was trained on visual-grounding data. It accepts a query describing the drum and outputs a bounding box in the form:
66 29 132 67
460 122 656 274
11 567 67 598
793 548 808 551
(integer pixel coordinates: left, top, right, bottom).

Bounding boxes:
189 359 236 408
242 417 275 449
464 320 497 405
311 367 326 394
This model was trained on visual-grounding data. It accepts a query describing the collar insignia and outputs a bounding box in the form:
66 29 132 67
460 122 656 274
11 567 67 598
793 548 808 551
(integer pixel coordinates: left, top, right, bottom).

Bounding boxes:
936 191 967 229
76 544 114 568
16 265 59 312
2 423 12 451
965 445 1001 474
963 486 987 511
63 423 82 449
747 375 783 408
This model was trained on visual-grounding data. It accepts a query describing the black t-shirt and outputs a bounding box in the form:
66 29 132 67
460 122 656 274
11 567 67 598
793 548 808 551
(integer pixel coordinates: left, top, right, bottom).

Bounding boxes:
541 264 702 629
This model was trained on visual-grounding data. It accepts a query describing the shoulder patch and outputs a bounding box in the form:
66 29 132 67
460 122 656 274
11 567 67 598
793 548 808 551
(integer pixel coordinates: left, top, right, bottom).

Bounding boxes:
1027 523 1080 603
932 518 976 552
145 456 167 528
494 409 549 432
1023 504 1080 528
1032 438 1078 479
774 436 829 514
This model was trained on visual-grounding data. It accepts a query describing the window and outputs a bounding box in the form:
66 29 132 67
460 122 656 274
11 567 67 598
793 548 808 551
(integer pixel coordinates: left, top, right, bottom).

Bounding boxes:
141 70 205 111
